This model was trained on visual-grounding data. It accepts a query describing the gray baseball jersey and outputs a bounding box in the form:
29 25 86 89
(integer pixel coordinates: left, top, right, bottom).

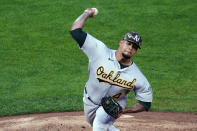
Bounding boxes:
82 33 153 108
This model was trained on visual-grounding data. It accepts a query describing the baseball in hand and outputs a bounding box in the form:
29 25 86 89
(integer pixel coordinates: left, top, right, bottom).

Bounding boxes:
92 8 98 16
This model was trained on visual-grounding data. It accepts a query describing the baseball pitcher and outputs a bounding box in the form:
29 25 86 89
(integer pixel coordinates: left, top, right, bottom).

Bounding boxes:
70 8 153 131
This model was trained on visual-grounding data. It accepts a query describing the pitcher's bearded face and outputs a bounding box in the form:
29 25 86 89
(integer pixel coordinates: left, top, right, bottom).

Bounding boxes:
119 40 138 59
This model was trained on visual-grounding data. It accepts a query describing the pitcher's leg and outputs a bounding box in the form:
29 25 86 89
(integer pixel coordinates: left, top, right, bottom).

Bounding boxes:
93 106 116 131
83 97 99 126
108 125 120 131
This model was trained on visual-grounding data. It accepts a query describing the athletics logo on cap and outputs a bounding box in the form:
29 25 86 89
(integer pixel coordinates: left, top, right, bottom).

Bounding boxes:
123 31 142 49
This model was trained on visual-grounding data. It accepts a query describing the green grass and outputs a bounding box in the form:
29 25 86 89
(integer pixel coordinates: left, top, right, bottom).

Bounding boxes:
0 0 197 116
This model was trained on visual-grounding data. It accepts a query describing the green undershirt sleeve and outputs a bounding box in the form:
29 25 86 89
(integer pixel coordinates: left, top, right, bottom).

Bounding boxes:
70 28 87 48
139 101 151 111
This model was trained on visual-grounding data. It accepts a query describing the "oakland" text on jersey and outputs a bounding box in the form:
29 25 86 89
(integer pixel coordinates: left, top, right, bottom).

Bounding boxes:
96 66 136 90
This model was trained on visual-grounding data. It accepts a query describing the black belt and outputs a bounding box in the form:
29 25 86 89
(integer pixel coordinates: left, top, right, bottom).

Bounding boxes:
85 87 100 105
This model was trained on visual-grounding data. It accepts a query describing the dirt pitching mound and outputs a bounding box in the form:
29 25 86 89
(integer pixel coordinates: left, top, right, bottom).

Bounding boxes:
0 111 196 131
